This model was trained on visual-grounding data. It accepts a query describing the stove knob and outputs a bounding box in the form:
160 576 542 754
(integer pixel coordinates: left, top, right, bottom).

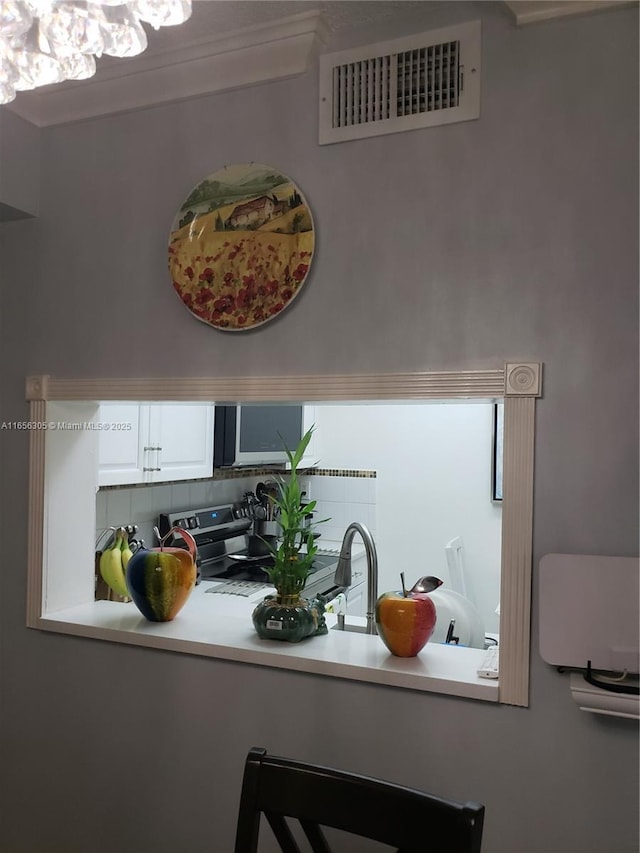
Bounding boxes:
187 516 198 529
176 519 186 528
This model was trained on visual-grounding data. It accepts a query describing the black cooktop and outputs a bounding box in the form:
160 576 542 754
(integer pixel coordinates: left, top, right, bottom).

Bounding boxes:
201 552 272 583
200 552 337 583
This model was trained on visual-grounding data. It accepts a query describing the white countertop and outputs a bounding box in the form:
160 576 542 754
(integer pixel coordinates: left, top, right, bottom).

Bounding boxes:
39 573 499 703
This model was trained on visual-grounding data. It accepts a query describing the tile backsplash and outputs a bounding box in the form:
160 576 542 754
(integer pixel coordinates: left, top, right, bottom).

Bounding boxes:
300 472 377 545
96 471 377 549
96 475 263 548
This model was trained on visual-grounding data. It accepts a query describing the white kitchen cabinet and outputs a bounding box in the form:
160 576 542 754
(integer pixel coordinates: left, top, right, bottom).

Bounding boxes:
98 403 214 486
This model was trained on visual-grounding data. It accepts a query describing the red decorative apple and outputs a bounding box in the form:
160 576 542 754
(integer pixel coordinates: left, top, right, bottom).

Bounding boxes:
375 575 438 657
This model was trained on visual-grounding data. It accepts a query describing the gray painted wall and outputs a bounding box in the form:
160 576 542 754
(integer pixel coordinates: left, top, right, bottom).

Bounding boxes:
1 3 638 851
0 110 40 218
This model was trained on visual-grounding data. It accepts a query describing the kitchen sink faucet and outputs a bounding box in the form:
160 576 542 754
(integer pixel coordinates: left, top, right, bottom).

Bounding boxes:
334 522 378 635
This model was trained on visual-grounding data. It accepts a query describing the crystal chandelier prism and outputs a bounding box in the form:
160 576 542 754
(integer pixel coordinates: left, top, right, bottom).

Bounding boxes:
0 0 192 105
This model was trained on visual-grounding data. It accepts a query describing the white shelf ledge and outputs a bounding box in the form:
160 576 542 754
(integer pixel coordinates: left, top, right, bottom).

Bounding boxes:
36 582 499 703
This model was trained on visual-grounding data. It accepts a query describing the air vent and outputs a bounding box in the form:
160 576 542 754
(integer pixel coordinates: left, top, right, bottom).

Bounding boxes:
319 21 481 145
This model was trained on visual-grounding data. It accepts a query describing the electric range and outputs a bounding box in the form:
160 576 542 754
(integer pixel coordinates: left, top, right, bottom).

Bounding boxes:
158 503 344 600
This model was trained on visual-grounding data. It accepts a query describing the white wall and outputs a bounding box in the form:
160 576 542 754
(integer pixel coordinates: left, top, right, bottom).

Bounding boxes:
1 4 638 852
312 402 502 631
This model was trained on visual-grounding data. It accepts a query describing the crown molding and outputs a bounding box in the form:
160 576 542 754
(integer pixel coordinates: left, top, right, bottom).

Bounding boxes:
6 10 328 128
6 3 634 126
503 0 637 26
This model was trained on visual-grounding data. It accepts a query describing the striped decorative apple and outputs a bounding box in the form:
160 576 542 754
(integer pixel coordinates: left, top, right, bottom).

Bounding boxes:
126 527 197 622
375 576 437 657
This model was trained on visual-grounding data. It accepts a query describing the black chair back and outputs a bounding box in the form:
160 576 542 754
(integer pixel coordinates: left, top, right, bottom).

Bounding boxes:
234 746 485 853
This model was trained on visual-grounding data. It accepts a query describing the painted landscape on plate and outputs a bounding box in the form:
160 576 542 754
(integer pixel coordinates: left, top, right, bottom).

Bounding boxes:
168 164 315 331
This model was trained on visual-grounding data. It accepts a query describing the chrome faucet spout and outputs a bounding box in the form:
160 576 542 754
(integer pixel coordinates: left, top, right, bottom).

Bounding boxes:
335 522 378 635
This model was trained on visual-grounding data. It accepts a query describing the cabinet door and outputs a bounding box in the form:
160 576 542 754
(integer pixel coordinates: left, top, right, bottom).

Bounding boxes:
346 567 367 617
148 404 214 483
97 404 149 486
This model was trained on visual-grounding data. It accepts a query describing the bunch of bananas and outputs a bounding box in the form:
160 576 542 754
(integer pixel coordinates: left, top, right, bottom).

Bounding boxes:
99 527 133 599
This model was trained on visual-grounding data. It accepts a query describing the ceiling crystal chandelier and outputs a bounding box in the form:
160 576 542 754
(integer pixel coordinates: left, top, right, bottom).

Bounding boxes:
0 0 192 106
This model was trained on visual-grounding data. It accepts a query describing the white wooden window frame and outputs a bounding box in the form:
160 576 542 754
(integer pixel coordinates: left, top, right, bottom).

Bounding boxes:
25 363 540 707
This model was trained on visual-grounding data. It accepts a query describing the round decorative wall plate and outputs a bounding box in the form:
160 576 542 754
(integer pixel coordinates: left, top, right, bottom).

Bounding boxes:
168 163 315 331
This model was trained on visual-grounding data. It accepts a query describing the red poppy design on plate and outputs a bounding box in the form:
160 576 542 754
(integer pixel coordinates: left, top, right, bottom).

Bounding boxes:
168 164 315 331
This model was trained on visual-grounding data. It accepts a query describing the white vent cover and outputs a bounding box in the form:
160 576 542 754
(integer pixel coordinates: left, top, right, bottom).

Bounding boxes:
319 21 481 145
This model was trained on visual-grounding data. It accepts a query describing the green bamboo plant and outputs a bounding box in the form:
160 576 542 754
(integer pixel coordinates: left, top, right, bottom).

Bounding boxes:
265 426 328 600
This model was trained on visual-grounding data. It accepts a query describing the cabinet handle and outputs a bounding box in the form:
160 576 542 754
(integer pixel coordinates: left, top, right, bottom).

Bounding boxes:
143 445 162 476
